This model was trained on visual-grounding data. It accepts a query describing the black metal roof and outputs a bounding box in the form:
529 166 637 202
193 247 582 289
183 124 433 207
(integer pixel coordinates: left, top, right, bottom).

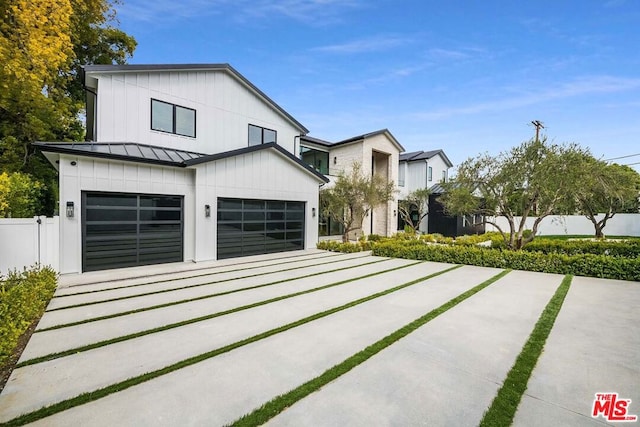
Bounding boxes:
300 129 405 151
399 149 453 167
82 64 309 134
33 142 206 167
33 141 329 183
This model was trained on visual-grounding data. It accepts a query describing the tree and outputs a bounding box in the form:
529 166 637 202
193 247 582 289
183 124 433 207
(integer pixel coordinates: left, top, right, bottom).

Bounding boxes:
572 159 640 238
320 162 396 242
0 172 43 217
440 138 587 250
0 0 136 215
398 188 431 234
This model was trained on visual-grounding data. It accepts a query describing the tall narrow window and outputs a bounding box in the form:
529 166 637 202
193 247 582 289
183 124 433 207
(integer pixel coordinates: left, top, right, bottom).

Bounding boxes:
428 166 433 182
248 124 277 146
151 99 196 138
442 170 447 182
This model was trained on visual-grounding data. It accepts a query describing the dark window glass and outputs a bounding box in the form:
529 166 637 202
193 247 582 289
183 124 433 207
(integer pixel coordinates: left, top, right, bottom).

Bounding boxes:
217 211 242 221
218 199 242 210
286 211 304 220
243 222 265 232
86 195 137 207
244 200 265 210
287 202 304 211
267 201 285 210
140 210 181 221
140 196 182 208
86 208 137 222
151 99 196 138
248 124 277 146
266 222 285 231
267 211 284 221
244 211 265 221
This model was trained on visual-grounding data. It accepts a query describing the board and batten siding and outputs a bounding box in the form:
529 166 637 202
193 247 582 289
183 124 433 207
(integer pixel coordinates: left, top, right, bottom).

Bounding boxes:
92 70 300 155
193 149 321 262
58 154 196 274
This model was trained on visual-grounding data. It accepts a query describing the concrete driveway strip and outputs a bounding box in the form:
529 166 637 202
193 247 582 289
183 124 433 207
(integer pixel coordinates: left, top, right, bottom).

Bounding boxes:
20 256 400 362
24 265 504 427
37 252 377 329
47 252 364 309
56 249 329 289
0 258 441 422
265 270 564 427
513 276 640 427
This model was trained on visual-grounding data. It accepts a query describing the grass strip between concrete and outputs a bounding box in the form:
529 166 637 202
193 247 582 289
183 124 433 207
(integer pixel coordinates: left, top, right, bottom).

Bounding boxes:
36 258 392 332
54 252 344 297
479 274 573 427
228 268 512 427
19 260 420 367
0 264 462 427
47 254 368 310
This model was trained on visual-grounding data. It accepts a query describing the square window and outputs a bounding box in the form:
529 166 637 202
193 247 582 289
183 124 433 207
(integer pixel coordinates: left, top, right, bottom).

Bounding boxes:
151 99 196 138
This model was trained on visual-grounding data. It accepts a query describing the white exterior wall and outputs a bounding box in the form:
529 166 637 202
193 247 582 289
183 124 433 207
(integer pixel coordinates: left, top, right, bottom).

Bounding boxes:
486 214 640 237
91 70 300 155
0 217 59 273
58 155 196 274
193 149 321 261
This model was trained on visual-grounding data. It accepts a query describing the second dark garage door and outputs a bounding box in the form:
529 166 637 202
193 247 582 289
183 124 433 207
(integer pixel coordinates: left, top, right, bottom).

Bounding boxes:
217 198 305 259
82 192 184 272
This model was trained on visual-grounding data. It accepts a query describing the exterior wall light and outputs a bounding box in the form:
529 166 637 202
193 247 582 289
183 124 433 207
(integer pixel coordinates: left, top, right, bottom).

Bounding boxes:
205 204 211 217
66 201 74 218
312 207 316 218
393 209 397 217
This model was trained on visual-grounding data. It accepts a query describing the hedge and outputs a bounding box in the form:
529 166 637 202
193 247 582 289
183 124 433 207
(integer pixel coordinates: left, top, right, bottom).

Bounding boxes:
370 241 640 281
0 266 57 366
522 238 640 257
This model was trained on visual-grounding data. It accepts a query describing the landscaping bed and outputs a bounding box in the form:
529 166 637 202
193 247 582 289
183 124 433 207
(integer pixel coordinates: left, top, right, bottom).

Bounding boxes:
318 233 640 281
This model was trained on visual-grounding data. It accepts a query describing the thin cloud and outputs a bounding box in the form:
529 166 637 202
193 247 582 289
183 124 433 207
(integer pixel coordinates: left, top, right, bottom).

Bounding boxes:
414 76 640 120
119 0 364 24
313 35 415 54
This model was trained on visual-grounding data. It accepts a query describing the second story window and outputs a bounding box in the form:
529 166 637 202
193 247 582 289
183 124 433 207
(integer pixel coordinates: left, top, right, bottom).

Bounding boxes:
442 170 447 182
248 124 277 146
300 146 329 174
398 164 405 187
151 99 196 138
428 166 433 182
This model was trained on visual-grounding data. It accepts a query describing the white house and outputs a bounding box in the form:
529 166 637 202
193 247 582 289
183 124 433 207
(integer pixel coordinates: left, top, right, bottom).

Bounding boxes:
35 64 328 274
300 130 404 238
397 150 453 232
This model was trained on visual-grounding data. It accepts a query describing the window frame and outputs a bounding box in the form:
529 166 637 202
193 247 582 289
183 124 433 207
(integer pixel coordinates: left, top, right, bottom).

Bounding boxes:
428 166 433 182
248 124 278 146
151 98 196 138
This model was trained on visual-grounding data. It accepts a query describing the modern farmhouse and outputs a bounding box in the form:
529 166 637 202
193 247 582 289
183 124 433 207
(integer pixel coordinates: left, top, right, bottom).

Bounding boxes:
35 64 328 273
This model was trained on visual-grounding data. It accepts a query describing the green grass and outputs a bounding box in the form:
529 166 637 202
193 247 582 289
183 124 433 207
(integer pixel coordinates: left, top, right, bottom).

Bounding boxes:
479 274 573 427
0 264 461 427
19 260 421 367
47 253 368 310
38 258 390 331
229 269 512 427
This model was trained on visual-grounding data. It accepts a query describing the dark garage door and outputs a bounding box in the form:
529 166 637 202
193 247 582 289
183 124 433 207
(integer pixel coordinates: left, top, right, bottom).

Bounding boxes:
82 192 183 272
217 198 305 259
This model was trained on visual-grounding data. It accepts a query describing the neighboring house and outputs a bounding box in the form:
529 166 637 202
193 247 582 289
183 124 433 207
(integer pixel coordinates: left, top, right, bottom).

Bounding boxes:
397 149 453 232
35 64 328 274
300 130 403 238
427 183 486 237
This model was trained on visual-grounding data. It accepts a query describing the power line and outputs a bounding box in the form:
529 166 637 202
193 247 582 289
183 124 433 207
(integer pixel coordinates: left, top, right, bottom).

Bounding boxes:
604 153 640 161
623 161 640 166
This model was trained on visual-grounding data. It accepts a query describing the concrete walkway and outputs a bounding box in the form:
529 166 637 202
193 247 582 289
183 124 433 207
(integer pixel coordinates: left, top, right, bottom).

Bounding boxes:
0 250 637 426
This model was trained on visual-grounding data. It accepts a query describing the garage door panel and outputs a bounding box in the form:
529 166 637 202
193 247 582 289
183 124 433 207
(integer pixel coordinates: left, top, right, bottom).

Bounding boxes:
82 192 183 272
217 197 305 260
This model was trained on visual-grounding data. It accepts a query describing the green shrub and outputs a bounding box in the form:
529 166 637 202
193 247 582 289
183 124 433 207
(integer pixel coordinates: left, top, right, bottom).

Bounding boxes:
0 266 57 366
316 240 371 252
523 238 640 257
370 241 640 281
367 234 383 242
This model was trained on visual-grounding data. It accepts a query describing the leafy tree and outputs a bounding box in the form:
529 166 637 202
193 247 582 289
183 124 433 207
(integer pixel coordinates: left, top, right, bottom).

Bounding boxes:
398 188 431 234
320 162 396 242
0 172 43 217
0 0 136 215
440 138 588 250
572 159 640 238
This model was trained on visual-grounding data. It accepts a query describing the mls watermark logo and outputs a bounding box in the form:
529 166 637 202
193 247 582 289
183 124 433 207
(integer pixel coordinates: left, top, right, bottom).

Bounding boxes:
592 393 637 422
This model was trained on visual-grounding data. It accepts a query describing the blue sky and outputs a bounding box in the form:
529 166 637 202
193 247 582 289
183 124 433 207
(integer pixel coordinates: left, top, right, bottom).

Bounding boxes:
116 0 640 172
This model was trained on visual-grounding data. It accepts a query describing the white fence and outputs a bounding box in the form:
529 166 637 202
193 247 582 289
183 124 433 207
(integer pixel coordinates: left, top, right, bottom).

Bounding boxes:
0 216 60 274
486 213 640 237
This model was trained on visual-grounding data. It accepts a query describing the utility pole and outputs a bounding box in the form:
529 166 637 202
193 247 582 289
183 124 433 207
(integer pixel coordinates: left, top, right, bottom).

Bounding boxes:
531 120 544 142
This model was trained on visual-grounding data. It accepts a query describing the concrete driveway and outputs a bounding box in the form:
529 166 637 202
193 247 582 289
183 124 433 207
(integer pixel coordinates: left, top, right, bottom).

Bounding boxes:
0 250 637 426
